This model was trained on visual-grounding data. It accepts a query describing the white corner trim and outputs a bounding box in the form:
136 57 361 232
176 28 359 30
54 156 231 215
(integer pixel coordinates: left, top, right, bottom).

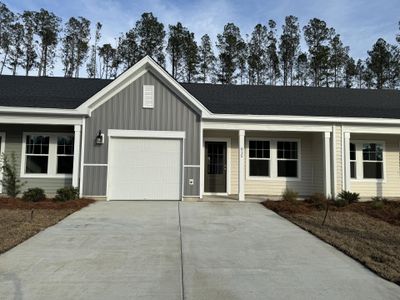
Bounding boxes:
108 129 185 139
0 132 5 193
79 117 86 197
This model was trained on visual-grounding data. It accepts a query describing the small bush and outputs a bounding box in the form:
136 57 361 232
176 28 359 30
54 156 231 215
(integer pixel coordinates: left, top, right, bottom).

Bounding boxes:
0 152 25 197
55 187 79 201
337 190 360 204
371 196 388 203
371 197 387 209
305 193 327 209
281 188 298 202
22 188 46 202
334 199 348 207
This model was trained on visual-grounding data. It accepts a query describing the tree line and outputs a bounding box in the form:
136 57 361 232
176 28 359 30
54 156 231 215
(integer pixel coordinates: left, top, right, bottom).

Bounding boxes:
1 2 400 89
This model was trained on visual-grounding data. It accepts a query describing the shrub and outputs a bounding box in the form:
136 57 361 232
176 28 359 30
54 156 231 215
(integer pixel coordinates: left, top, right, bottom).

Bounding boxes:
55 187 79 201
305 193 327 209
281 188 298 202
0 152 25 197
334 199 348 207
337 190 360 204
22 188 46 202
371 197 387 209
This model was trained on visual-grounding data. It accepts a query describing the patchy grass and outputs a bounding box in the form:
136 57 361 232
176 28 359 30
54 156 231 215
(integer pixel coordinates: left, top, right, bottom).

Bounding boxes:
0 197 94 254
263 200 400 285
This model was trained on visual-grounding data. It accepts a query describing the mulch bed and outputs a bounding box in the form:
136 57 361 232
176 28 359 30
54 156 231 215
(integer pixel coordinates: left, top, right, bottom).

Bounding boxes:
262 199 400 285
0 197 94 254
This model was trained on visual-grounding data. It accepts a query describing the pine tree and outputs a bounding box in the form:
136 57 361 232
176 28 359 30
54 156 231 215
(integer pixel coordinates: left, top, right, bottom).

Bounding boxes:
61 17 91 77
35 9 61 76
294 52 309 86
355 59 365 88
167 22 186 79
198 34 216 83
87 22 102 78
303 18 334 86
344 57 357 88
182 30 199 83
7 21 24 75
329 34 349 87
216 23 246 84
248 24 268 84
21 11 37 76
0 2 15 75
367 38 391 89
266 20 280 85
135 12 165 65
98 43 116 79
118 28 140 71
279 15 300 86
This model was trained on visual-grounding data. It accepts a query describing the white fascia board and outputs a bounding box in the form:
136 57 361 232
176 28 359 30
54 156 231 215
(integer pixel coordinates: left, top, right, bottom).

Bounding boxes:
204 113 400 125
0 106 87 116
203 120 333 132
108 129 185 139
342 125 400 134
77 56 211 116
0 114 83 125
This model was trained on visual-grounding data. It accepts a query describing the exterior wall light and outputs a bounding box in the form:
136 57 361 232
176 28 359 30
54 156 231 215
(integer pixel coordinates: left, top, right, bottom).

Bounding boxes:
96 130 104 145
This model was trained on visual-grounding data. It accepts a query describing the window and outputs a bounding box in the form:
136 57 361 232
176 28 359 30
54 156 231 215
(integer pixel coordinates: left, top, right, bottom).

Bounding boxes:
57 136 74 174
207 142 225 174
277 141 298 177
350 143 356 179
25 135 49 174
362 143 383 179
248 140 270 177
22 133 74 177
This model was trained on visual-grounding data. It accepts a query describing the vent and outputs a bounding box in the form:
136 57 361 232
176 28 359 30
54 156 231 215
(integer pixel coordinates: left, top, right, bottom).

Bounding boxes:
143 85 155 108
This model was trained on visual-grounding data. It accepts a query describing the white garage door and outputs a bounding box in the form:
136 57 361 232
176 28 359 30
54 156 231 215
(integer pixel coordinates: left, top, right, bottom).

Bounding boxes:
108 137 182 200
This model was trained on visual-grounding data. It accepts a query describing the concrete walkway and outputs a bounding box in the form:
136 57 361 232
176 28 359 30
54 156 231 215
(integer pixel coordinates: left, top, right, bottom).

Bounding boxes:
0 202 399 300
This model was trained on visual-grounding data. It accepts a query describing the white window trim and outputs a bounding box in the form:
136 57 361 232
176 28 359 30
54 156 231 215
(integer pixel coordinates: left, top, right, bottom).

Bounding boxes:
21 132 74 178
246 138 301 181
350 140 386 182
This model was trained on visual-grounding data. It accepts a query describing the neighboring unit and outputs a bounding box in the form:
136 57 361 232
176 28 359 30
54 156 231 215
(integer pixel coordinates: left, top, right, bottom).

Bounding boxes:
1 56 400 201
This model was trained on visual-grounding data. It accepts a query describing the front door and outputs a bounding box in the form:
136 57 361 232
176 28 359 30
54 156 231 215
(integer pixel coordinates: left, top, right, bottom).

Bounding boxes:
204 141 227 193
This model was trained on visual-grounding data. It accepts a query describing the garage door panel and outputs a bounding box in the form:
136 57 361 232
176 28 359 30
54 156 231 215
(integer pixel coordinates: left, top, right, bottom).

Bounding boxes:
108 137 182 200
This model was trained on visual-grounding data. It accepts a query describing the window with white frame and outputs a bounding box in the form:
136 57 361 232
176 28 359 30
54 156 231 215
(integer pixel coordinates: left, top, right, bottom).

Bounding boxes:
57 136 74 174
25 135 50 174
349 141 384 180
277 141 298 177
350 143 356 179
362 143 383 179
248 140 270 177
247 139 299 179
23 133 74 177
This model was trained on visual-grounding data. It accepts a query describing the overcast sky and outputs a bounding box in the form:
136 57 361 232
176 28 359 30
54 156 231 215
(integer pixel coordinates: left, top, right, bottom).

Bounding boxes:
4 0 400 76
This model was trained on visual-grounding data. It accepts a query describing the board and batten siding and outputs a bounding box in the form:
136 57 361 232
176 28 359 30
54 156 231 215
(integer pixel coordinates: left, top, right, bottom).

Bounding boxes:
0 124 73 196
83 71 201 197
350 133 400 198
204 130 325 197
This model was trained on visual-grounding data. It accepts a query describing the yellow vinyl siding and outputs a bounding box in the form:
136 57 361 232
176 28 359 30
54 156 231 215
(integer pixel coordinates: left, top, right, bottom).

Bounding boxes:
204 130 325 197
350 134 400 198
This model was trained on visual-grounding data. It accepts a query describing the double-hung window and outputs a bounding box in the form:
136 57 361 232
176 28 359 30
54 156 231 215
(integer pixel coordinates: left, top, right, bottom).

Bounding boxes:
277 141 298 177
248 139 299 179
349 141 384 180
362 143 383 179
22 133 74 177
248 140 270 177
25 135 50 174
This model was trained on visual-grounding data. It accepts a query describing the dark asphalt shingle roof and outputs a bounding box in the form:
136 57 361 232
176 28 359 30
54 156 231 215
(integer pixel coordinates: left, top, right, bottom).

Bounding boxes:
0 75 112 109
181 83 400 119
1 75 400 119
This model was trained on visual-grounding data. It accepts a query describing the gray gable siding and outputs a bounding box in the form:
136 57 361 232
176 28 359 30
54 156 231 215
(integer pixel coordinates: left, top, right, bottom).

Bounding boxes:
83 71 201 197
0 124 73 196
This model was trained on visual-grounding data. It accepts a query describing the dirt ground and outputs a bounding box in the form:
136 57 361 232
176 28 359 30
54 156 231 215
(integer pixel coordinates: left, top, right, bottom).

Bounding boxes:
0 198 94 254
263 200 400 285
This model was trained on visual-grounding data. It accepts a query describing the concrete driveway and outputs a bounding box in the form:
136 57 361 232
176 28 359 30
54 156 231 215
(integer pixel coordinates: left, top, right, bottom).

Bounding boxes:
0 201 399 300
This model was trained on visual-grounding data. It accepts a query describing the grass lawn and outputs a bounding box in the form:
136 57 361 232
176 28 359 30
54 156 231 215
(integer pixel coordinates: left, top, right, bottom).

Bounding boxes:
0 197 94 254
263 199 400 285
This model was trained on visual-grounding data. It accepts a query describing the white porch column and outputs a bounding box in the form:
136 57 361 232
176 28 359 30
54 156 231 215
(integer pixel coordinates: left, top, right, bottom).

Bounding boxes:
343 131 351 191
72 124 82 188
238 130 245 201
323 132 332 197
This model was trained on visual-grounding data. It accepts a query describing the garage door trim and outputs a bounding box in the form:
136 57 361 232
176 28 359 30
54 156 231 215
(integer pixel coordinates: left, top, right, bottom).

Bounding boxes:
106 130 185 200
